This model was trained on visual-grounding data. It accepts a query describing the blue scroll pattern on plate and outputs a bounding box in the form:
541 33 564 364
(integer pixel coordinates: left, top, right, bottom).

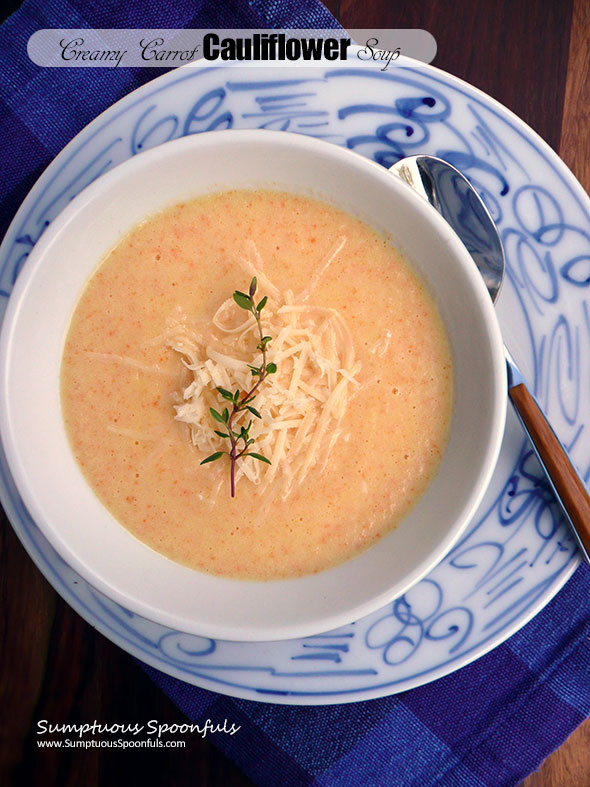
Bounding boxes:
0 64 588 701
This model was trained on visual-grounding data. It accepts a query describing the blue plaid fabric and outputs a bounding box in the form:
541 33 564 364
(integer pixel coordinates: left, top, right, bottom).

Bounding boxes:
1 2 589 785
141 566 590 786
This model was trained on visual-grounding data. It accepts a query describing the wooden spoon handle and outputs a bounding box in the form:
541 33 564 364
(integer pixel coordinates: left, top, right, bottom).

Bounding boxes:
509 382 590 560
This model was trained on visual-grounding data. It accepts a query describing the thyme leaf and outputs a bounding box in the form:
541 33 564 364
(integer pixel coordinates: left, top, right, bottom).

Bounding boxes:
200 451 225 465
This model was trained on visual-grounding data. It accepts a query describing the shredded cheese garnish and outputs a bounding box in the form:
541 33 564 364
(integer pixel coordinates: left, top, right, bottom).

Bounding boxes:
166 241 359 500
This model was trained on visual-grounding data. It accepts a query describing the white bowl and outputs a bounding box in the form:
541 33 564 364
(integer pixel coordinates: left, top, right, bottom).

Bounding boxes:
0 130 506 641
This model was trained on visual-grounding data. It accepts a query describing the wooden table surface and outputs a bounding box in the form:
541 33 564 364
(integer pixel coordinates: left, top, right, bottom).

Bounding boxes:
1 0 589 784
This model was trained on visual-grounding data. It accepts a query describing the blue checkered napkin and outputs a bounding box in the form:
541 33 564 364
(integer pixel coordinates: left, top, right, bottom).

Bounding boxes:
1 2 589 786
144 565 590 786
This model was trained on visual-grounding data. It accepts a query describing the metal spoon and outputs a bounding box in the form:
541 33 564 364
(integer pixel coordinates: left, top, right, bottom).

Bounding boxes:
390 154 590 563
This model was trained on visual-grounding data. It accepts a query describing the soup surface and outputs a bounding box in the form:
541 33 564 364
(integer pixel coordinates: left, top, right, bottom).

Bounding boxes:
61 190 452 580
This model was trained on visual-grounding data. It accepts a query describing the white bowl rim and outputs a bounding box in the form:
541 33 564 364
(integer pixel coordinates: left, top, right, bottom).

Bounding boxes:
0 129 507 641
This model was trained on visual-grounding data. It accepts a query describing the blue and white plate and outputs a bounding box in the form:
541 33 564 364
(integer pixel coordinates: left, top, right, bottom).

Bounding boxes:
1 61 588 705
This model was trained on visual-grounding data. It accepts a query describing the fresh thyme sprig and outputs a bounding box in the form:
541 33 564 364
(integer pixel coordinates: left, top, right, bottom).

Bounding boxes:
200 277 277 497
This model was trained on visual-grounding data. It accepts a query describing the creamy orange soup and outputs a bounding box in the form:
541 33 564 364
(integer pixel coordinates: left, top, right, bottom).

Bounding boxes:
61 190 452 580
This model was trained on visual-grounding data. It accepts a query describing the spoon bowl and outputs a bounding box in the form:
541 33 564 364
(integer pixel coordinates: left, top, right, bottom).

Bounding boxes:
390 155 504 303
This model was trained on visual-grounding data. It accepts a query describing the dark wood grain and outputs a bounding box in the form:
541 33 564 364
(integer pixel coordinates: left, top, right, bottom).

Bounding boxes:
559 0 590 190
1 1 588 785
521 0 590 783
338 0 572 152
